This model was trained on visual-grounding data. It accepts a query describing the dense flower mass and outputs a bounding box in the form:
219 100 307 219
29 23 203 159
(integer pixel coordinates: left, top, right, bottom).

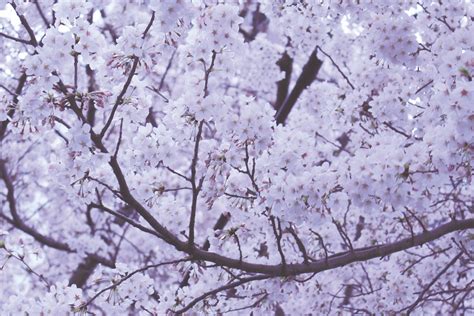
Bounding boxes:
0 0 473 315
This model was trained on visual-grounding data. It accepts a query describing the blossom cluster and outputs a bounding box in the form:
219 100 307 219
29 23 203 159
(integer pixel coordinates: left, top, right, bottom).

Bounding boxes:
0 0 472 315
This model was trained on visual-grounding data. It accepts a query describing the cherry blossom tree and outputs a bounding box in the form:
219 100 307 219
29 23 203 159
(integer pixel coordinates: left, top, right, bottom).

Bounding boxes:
0 0 473 314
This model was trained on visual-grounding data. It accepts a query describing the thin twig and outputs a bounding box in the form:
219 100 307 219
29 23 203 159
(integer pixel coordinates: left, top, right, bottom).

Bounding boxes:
188 121 205 249
270 216 287 274
0 31 32 45
415 79 434 94
171 275 270 314
81 259 188 309
34 1 50 28
11 2 38 47
203 51 217 97
142 11 155 39
99 57 139 139
403 251 463 313
316 46 355 89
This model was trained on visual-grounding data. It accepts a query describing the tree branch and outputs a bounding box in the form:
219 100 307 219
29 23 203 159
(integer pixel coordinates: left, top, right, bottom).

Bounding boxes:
99 56 139 139
11 2 38 47
0 31 33 45
0 72 27 140
403 251 464 313
275 48 323 125
171 275 271 314
0 161 114 268
274 52 292 110
316 46 354 90
188 120 205 249
80 259 188 309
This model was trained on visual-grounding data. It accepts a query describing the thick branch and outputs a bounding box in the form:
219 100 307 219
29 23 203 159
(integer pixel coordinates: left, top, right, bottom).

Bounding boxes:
73 77 474 280
73 104 474 278
104 140 474 276
275 48 323 125
69 256 99 288
274 52 293 110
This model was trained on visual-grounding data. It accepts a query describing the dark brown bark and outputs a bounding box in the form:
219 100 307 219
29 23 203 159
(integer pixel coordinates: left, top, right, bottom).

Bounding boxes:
275 49 323 125
69 256 99 288
274 52 293 111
